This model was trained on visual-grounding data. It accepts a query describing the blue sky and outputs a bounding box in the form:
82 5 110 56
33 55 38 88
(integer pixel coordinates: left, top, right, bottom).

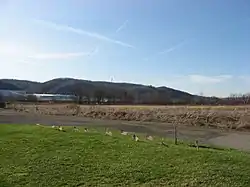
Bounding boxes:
0 0 250 97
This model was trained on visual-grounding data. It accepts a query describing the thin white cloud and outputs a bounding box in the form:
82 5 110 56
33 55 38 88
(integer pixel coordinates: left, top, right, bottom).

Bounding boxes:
0 43 33 58
89 19 129 57
28 52 89 60
33 19 135 49
188 74 232 84
0 42 95 62
158 40 188 55
12 51 93 66
239 75 250 83
143 39 191 61
116 20 128 33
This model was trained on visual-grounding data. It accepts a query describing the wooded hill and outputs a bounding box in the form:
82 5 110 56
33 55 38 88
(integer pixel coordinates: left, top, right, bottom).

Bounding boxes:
0 78 247 105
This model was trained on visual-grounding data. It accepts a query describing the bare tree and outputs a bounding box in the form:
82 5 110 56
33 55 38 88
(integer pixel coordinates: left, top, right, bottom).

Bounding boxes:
72 87 84 104
243 93 250 104
94 90 104 104
0 94 6 108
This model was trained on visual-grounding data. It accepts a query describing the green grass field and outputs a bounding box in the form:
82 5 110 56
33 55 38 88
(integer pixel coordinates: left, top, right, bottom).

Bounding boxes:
1 125 250 187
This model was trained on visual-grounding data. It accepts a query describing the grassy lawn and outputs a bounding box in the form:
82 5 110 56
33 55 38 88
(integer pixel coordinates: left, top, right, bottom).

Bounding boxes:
1 125 250 187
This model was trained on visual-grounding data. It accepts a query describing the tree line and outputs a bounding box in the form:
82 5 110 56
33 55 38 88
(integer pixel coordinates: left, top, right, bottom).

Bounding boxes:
72 88 250 105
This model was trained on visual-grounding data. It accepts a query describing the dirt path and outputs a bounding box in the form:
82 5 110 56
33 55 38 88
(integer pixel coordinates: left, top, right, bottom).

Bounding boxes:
1 109 250 151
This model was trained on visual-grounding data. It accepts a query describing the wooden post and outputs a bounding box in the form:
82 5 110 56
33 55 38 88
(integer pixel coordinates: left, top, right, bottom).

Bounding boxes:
195 140 199 150
174 124 177 145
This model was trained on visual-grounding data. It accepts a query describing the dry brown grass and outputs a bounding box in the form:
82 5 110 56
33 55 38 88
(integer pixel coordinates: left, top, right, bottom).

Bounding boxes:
9 103 250 131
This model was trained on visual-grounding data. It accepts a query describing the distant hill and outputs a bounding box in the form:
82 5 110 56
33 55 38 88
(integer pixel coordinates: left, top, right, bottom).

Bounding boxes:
0 78 216 105
0 80 22 90
0 79 41 93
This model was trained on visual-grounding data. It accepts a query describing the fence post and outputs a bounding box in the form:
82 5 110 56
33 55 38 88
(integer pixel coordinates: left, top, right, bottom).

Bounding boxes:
174 123 177 145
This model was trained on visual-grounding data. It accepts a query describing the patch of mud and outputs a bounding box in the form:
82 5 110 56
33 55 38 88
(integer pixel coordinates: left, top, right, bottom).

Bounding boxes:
208 133 250 151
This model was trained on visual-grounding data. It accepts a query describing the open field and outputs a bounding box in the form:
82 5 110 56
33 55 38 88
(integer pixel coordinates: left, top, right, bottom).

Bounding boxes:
10 103 250 130
1 124 250 187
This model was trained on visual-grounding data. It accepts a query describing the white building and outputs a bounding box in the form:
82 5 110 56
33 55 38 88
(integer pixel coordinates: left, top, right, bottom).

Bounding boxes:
31 93 77 102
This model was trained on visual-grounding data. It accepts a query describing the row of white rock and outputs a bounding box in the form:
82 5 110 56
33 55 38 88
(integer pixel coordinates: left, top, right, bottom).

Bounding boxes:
50 125 154 142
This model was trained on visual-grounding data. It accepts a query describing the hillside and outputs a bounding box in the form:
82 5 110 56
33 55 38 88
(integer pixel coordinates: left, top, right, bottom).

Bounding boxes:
0 80 22 91
0 78 211 104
